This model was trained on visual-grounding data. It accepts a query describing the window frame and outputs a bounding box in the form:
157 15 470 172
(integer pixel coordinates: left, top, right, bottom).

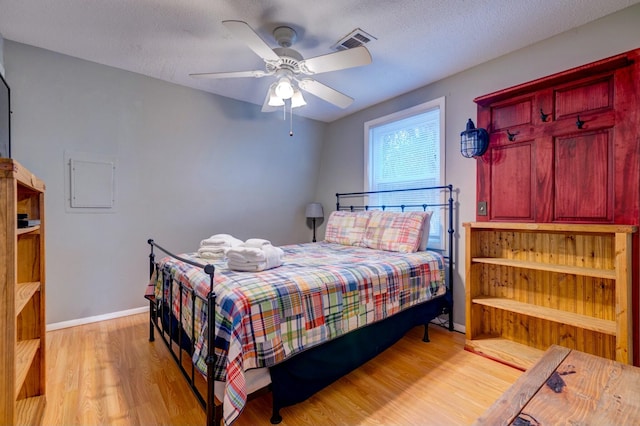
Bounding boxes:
363 96 446 249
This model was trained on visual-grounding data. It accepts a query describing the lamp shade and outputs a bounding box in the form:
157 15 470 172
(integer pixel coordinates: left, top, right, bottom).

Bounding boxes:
305 202 324 218
291 89 306 108
268 84 285 106
275 77 294 100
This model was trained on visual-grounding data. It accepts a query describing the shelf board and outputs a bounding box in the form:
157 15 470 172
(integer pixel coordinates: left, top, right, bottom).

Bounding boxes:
15 282 41 315
471 257 616 279
15 395 45 425
17 225 40 236
15 339 40 397
472 297 616 335
465 337 545 370
463 222 636 234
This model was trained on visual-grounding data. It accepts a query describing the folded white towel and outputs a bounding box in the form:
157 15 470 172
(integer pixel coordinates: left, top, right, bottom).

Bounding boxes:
200 234 243 247
197 246 227 258
199 245 227 253
227 245 284 272
226 246 266 262
227 260 267 272
243 238 272 248
197 250 225 260
262 245 284 266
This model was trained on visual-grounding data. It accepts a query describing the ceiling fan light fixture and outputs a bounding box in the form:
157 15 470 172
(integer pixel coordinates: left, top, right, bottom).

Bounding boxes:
268 94 285 107
267 84 285 106
291 89 306 108
194 21 372 115
275 77 294 99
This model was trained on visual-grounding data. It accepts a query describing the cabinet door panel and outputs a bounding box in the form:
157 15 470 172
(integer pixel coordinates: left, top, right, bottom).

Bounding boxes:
490 142 534 220
491 98 532 131
555 78 612 119
554 130 613 221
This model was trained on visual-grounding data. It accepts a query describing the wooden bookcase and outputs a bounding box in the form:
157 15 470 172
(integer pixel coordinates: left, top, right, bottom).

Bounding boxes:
464 222 635 370
0 159 46 424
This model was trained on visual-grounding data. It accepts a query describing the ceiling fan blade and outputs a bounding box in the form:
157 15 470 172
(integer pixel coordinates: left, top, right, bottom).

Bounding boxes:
190 70 268 79
298 79 354 109
299 46 372 75
222 20 281 62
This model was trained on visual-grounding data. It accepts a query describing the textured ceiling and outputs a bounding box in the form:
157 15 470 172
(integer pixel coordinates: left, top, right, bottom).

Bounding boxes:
1 0 638 122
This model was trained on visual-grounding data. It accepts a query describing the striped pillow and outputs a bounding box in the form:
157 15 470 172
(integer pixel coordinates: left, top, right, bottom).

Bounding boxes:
324 211 371 246
362 211 428 253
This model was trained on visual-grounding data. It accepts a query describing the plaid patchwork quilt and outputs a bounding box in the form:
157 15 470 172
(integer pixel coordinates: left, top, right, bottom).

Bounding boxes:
151 242 446 425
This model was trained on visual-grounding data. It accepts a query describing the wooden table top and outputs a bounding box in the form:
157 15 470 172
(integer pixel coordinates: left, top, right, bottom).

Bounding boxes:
474 345 640 425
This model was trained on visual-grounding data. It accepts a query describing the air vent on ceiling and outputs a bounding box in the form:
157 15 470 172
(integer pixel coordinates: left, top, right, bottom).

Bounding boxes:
332 28 376 51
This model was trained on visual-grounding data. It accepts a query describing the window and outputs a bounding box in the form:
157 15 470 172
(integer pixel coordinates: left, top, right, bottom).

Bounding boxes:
364 97 446 249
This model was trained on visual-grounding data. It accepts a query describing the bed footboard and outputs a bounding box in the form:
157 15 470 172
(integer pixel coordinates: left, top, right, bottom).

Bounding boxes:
146 239 219 426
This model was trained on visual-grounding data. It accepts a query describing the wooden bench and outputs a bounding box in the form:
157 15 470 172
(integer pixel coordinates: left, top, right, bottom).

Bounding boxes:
475 345 640 425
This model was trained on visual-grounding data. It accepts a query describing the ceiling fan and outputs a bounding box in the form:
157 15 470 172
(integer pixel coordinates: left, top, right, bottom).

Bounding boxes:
190 20 372 112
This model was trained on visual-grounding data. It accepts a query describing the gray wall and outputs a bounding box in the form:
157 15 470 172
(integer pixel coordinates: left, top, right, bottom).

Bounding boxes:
5 41 326 324
316 4 640 328
0 32 5 77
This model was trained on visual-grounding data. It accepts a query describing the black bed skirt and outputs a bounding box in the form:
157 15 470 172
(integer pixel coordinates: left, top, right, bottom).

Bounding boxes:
157 294 449 421
269 295 448 410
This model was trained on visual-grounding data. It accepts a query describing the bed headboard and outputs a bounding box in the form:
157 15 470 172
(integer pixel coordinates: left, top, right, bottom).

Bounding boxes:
335 185 455 330
335 185 453 250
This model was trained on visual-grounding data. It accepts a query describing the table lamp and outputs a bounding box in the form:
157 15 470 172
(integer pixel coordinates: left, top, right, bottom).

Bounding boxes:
305 202 324 242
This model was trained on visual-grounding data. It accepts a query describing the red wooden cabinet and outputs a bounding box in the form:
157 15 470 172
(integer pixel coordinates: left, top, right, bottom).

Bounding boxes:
474 47 640 365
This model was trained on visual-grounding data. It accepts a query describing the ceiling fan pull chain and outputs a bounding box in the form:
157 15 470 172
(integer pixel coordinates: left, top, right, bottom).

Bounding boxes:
290 102 294 136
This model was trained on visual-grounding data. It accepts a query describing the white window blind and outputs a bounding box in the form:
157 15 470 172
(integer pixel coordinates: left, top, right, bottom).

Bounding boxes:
364 97 446 249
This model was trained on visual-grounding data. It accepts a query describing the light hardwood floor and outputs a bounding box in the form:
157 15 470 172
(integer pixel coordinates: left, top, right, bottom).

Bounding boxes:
42 313 521 425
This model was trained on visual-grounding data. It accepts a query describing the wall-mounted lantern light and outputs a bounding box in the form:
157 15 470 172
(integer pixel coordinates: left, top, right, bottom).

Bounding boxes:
460 118 489 158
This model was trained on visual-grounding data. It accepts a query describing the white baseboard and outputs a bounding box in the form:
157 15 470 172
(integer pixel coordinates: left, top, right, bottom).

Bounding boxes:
46 305 149 331
451 321 465 333
430 317 465 334
46 306 465 334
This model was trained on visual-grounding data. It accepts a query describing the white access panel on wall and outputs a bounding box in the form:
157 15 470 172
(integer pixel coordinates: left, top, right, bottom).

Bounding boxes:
65 151 117 213
70 158 114 207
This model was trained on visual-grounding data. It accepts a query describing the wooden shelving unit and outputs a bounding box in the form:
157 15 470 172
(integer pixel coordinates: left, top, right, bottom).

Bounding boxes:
464 222 635 370
0 158 46 424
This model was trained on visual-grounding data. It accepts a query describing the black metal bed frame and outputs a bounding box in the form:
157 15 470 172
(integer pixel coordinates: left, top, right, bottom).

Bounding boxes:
144 184 455 426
